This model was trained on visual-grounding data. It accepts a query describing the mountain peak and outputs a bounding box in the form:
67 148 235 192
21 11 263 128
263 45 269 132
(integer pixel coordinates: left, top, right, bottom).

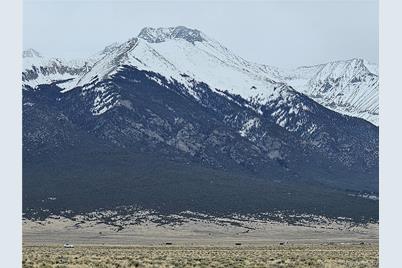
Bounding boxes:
325 58 378 76
23 48 42 58
138 26 206 44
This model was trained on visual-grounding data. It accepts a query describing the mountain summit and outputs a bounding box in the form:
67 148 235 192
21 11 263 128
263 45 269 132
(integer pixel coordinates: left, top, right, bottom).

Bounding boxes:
277 58 378 125
138 26 206 44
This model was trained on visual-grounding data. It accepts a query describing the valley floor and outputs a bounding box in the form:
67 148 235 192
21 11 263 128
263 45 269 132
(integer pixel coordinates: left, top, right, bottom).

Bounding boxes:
23 216 378 246
23 217 379 267
23 244 379 268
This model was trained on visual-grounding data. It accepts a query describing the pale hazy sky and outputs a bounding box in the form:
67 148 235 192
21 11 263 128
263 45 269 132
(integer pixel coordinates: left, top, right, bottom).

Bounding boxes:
23 0 378 68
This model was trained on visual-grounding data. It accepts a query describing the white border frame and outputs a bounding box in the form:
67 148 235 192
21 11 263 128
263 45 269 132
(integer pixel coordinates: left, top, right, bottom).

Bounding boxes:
0 0 22 266
2 0 402 266
379 0 402 267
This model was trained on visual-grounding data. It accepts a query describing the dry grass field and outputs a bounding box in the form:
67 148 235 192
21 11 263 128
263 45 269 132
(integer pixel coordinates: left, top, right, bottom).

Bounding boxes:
22 244 378 268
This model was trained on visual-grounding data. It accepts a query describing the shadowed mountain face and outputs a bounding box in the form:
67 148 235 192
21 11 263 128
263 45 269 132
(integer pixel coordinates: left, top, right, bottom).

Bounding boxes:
22 27 378 222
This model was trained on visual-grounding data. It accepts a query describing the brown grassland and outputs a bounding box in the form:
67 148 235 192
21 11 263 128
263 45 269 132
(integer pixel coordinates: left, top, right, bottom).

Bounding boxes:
22 244 378 268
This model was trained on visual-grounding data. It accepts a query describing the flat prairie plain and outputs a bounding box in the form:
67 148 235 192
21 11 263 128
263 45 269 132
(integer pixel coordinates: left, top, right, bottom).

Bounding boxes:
23 244 378 268
23 218 378 267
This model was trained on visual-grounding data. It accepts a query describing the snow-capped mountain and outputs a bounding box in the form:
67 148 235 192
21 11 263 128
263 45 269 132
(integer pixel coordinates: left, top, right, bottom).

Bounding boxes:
277 59 378 125
76 26 282 105
23 26 378 125
22 45 119 91
22 26 378 222
22 48 89 90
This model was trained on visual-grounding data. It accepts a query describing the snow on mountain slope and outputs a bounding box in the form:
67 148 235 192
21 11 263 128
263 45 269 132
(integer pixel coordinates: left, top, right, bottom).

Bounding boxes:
76 26 283 105
23 26 378 125
21 45 122 91
278 59 378 125
23 49 90 90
